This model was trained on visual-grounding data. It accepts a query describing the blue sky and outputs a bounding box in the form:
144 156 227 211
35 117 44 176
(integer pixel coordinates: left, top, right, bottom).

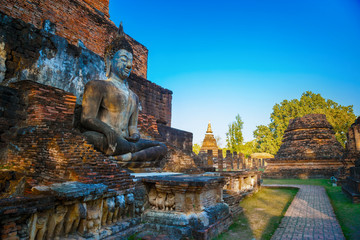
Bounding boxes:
110 0 360 147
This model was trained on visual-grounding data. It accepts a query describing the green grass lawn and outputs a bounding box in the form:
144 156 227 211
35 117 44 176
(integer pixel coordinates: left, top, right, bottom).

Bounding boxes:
214 187 298 240
263 178 360 240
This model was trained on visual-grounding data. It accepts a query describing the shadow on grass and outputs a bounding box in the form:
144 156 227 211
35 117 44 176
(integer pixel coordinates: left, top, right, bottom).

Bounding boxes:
213 209 254 240
214 187 298 240
259 187 298 240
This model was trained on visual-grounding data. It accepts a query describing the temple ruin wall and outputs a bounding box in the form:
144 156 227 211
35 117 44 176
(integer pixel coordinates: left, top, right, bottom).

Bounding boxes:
0 0 148 78
0 8 172 126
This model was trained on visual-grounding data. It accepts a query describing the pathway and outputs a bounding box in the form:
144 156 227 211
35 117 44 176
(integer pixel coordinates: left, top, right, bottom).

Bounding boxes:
264 184 345 240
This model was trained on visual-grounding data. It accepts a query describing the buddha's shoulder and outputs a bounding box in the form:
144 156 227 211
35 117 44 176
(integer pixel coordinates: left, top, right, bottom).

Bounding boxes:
129 89 139 101
85 80 113 89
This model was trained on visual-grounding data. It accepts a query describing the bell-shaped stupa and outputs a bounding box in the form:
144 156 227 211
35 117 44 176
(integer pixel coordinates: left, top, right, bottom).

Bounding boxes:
199 121 219 157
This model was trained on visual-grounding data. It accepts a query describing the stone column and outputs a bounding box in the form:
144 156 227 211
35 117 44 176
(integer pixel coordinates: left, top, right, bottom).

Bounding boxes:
207 150 213 166
226 150 232 171
197 153 205 167
218 149 223 171
233 151 238 170
240 154 244 169
355 128 360 151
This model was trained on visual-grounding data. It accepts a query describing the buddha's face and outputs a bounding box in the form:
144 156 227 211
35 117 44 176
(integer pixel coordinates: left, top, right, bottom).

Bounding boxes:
110 49 133 80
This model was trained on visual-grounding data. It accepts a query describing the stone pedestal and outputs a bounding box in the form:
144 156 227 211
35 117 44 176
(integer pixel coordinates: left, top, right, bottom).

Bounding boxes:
220 171 261 193
216 171 261 217
141 174 232 240
342 159 360 203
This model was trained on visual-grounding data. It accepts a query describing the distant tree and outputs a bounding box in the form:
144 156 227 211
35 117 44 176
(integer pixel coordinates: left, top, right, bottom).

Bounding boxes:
225 114 258 157
253 125 278 155
253 91 357 155
215 135 222 148
226 114 244 153
193 143 201 154
241 140 257 158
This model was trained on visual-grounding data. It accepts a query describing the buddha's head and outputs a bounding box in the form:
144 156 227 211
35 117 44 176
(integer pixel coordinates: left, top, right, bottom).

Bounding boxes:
105 23 133 80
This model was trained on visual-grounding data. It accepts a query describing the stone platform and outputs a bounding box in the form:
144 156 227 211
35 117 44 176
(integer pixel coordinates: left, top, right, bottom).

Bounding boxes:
264 159 344 179
216 171 261 217
0 181 142 240
140 174 232 240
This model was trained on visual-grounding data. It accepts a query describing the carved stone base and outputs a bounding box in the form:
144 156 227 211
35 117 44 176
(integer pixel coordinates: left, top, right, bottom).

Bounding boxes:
139 174 231 240
263 159 343 179
0 181 142 240
216 171 261 217
142 203 232 240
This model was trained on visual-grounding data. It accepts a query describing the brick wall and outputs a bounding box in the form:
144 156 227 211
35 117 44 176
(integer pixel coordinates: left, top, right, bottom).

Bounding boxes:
346 117 360 153
13 81 76 128
2 81 134 190
137 113 162 140
0 86 24 153
157 124 193 153
128 74 172 126
0 12 171 126
83 0 109 16
0 0 148 78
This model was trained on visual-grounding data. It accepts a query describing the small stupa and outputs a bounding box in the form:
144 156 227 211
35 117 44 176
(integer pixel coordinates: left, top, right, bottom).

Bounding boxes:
199 121 219 157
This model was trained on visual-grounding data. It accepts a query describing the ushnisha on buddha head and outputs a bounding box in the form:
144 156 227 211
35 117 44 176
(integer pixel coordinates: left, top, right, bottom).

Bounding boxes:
104 23 134 81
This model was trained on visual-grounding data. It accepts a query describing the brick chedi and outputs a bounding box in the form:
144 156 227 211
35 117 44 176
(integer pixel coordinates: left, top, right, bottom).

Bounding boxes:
200 122 219 157
264 114 344 179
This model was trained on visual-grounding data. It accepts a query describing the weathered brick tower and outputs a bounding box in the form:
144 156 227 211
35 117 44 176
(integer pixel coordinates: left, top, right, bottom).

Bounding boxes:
264 114 344 178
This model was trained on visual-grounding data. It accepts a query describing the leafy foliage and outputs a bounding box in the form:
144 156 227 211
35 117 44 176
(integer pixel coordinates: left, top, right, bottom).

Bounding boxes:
226 114 244 152
215 135 222 148
254 91 357 155
241 140 257 158
192 143 201 154
225 115 257 157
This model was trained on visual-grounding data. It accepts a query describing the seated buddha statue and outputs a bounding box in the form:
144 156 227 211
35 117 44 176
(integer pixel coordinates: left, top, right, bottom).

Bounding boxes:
80 24 167 164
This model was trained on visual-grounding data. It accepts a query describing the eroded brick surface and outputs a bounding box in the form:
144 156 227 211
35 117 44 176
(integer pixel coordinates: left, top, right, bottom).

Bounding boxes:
0 1 148 78
276 114 343 161
1 81 134 191
128 74 172 126
264 114 344 178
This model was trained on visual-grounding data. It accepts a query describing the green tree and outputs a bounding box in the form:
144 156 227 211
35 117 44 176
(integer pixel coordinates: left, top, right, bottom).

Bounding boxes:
215 135 222 148
224 114 257 157
253 91 357 155
192 143 201 154
241 140 257 158
226 114 244 152
253 125 278 154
